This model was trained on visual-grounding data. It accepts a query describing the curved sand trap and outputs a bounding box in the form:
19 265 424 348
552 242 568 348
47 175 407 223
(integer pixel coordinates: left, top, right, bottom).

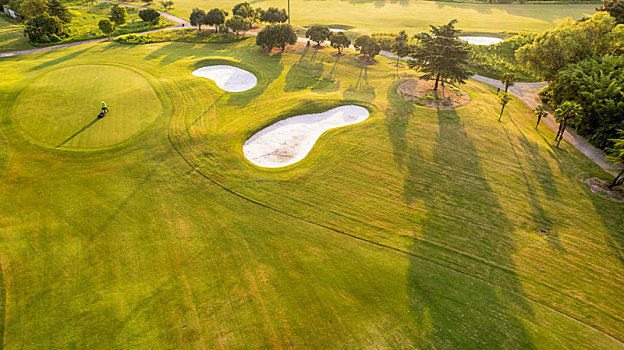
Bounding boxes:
459 36 503 45
243 105 369 168
329 28 346 32
192 65 257 92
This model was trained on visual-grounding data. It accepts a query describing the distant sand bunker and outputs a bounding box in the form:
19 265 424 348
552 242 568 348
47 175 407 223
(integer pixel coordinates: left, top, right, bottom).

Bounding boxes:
192 65 257 92
459 36 503 45
243 105 369 168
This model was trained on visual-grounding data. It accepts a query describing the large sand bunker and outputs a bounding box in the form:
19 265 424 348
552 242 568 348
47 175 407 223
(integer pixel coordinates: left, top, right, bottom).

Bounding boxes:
459 36 503 45
243 105 369 168
192 65 257 92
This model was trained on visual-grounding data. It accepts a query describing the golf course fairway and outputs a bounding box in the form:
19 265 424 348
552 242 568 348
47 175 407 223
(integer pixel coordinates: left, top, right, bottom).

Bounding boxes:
0 38 623 349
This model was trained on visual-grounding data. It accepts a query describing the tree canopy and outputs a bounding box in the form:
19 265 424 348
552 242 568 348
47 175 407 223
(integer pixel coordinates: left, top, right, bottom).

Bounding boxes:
25 12 67 42
329 32 350 53
354 35 380 61
305 25 331 46
110 4 128 26
189 8 206 31
138 8 160 24
598 0 624 24
256 23 296 52
261 7 287 24
516 12 624 79
47 0 70 23
226 14 249 35
206 8 227 32
98 18 115 38
408 19 471 91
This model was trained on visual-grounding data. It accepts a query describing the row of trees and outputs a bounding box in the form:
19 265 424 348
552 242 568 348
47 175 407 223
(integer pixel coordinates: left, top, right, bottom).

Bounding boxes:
12 0 71 43
189 2 288 35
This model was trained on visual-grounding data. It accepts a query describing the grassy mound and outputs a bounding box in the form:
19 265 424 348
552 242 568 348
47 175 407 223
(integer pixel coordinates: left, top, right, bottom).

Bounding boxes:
13 64 161 149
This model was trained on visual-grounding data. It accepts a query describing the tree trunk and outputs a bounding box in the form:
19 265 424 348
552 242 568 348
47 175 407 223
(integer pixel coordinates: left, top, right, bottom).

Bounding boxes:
498 104 505 122
556 120 567 148
504 84 509 93
536 115 541 129
609 167 624 189
433 73 440 91
215 25 218 33
555 122 563 141
396 56 399 79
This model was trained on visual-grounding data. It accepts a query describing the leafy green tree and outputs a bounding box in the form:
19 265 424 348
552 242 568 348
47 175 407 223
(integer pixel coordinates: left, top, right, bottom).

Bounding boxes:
189 8 206 31
500 72 516 93
138 8 160 24
226 14 249 36
24 13 67 42
597 0 624 24
607 130 624 188
516 12 623 79
409 19 471 91
260 7 287 23
256 23 296 52
110 4 128 26
20 0 48 19
533 105 548 129
390 34 413 77
545 55 624 150
354 35 380 61
47 0 71 23
160 0 174 10
329 32 350 54
206 8 227 32
498 92 511 122
553 101 583 148
98 18 115 39
305 25 330 46
232 2 256 26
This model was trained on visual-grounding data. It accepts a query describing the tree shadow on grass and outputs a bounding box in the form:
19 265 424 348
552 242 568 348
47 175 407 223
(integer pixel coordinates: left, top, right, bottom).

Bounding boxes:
55 117 102 148
29 46 92 71
284 47 325 92
397 107 535 347
145 42 199 66
343 64 375 103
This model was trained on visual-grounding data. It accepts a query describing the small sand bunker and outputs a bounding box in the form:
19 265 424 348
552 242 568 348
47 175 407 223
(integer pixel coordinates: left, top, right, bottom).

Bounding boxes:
192 65 257 92
459 36 504 45
243 105 369 168
329 28 346 32
398 79 470 109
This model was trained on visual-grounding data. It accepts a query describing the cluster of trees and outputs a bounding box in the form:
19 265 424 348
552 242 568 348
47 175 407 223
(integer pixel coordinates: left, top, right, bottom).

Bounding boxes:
9 0 72 43
516 8 624 160
256 23 296 51
190 2 288 36
98 5 159 39
160 0 174 11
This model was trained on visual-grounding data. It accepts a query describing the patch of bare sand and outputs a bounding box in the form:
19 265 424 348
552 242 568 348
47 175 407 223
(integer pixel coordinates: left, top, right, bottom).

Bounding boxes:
398 79 470 110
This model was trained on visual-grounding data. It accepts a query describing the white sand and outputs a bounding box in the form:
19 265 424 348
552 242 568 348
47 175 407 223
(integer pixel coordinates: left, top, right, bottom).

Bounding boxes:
192 65 257 92
243 105 369 168
459 36 504 45
329 28 346 32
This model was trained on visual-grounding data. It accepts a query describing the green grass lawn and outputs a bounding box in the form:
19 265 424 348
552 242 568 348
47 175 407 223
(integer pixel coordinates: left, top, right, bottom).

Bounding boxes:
0 14 33 52
0 2 174 53
0 38 623 348
166 0 596 34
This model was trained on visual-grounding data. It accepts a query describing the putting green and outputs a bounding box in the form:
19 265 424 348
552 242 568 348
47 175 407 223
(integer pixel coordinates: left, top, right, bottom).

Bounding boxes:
12 65 162 150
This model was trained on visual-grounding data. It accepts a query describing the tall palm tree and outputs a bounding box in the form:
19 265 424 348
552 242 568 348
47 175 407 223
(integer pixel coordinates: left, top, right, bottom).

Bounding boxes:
553 101 582 148
533 105 548 129
607 130 624 189
501 72 516 93
498 92 511 122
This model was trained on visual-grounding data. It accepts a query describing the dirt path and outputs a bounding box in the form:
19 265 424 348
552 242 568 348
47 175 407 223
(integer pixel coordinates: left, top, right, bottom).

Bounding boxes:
0 1 188 58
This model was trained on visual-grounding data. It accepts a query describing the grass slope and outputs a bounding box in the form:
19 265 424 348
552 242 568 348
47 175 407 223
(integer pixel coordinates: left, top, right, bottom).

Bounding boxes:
0 39 622 348
0 14 32 52
167 0 596 34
